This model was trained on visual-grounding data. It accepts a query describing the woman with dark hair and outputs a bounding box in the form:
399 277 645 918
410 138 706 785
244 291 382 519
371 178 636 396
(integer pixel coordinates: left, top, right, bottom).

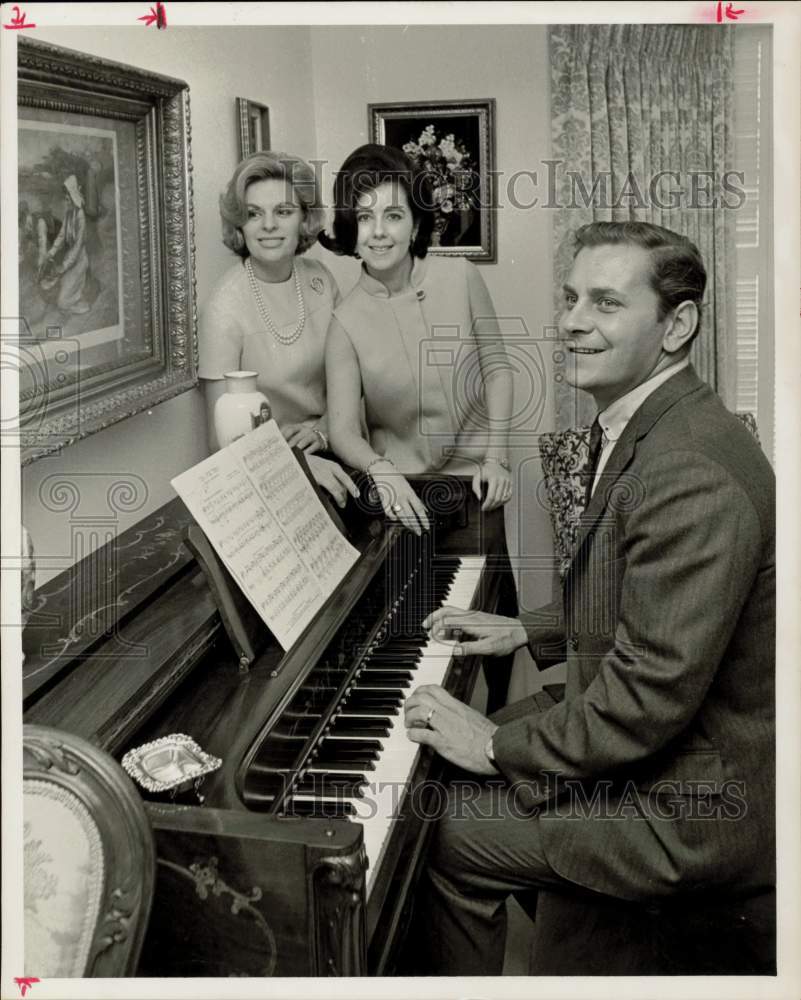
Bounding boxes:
325 144 514 534
199 151 357 507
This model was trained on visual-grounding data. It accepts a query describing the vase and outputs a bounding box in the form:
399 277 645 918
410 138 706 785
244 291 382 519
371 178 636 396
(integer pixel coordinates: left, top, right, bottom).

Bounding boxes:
431 213 449 247
213 371 271 448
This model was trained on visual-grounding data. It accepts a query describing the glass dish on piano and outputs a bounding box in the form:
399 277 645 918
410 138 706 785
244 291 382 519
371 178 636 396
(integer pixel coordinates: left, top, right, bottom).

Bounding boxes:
122 734 221 796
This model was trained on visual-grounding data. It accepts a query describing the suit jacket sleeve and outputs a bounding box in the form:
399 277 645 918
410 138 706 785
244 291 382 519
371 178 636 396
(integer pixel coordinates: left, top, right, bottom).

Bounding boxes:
493 448 765 804
518 598 567 668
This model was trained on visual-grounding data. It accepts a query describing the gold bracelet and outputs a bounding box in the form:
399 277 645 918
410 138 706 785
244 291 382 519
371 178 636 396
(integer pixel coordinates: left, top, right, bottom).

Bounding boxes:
313 428 329 451
365 457 395 474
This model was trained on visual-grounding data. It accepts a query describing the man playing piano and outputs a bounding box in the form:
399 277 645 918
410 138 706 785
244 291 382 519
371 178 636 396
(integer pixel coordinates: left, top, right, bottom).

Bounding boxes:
404 221 775 975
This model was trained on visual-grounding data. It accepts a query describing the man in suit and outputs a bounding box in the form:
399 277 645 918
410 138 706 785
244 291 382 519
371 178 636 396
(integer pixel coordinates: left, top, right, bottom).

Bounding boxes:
403 221 775 975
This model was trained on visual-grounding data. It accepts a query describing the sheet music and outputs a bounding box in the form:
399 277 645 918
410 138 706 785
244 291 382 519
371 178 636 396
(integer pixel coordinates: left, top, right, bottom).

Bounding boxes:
171 421 359 650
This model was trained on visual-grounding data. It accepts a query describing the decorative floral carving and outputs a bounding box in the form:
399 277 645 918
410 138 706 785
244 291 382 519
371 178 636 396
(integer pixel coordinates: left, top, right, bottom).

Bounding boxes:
25 737 82 776
94 885 136 954
156 856 277 976
313 845 367 975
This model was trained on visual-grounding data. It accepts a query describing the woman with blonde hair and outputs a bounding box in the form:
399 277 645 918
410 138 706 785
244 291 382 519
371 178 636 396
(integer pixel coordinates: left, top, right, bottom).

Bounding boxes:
199 151 357 507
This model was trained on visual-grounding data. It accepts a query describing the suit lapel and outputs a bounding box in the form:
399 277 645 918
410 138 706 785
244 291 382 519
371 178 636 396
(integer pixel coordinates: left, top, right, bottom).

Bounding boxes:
569 366 708 563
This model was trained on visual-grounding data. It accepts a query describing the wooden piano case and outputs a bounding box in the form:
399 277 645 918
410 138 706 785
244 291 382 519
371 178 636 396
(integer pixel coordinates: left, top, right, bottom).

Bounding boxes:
22 475 510 976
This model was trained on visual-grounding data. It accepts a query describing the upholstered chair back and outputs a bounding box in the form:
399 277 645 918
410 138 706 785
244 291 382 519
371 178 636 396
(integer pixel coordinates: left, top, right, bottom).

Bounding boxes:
23 725 155 977
538 413 760 578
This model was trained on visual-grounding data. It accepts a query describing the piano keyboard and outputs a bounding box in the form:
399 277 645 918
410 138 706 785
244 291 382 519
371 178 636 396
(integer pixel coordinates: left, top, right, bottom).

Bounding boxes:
286 554 486 895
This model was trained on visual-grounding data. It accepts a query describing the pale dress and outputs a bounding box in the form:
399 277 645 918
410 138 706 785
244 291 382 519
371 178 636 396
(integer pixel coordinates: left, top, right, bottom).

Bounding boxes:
329 255 499 475
198 255 340 431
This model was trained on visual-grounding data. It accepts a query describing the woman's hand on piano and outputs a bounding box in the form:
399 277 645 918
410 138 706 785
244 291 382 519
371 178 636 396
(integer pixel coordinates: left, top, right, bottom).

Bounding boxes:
423 606 528 657
283 423 323 453
306 456 360 508
405 684 499 775
369 469 430 535
472 458 513 512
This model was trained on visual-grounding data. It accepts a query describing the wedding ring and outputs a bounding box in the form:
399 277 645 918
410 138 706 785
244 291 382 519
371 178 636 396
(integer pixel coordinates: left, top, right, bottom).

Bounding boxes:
425 707 435 727
391 503 403 514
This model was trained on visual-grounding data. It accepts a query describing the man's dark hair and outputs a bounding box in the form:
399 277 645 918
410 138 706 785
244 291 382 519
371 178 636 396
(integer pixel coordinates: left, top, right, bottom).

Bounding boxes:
324 143 436 258
573 221 707 338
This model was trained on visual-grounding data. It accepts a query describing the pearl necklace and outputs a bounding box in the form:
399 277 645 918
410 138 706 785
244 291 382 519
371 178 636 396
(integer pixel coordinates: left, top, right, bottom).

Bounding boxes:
245 257 306 346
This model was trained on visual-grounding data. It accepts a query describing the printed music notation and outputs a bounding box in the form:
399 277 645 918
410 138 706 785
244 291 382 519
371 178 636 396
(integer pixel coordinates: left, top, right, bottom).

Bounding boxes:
171 421 359 650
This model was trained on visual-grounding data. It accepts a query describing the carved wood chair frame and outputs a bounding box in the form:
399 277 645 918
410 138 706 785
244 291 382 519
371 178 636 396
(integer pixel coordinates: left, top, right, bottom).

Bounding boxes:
23 724 156 976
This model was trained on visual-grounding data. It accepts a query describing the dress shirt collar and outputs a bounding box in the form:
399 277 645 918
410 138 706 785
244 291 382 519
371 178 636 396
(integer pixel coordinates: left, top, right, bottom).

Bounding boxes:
598 357 690 443
358 254 428 298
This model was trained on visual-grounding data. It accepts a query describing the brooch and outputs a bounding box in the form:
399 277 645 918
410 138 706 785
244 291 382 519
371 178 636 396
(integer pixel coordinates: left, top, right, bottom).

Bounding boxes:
310 276 325 295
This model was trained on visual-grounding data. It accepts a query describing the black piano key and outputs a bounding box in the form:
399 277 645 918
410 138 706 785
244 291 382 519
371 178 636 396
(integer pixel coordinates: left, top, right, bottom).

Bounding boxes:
365 654 421 666
316 744 381 767
329 717 391 738
365 650 420 661
308 758 376 772
283 798 355 819
346 687 403 702
294 774 367 797
356 669 413 691
345 693 403 711
336 702 392 725
320 737 382 753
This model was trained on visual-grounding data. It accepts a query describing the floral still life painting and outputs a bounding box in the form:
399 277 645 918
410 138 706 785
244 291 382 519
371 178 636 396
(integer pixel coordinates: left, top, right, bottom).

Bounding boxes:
401 124 479 247
369 99 496 262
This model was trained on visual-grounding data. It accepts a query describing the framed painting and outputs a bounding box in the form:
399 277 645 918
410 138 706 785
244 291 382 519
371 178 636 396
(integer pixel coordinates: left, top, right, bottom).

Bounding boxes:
236 97 270 160
368 98 496 262
17 37 198 465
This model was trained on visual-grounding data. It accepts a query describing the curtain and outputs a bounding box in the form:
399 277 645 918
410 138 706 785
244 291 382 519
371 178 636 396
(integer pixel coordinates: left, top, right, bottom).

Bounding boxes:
549 24 737 430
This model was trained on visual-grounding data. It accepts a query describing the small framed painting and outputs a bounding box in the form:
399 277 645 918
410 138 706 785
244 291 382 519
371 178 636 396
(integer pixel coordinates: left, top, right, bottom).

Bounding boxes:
237 98 271 160
368 98 496 262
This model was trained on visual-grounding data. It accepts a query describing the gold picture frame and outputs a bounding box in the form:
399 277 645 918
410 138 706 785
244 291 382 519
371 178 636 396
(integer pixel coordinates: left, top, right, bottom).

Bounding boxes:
17 37 198 465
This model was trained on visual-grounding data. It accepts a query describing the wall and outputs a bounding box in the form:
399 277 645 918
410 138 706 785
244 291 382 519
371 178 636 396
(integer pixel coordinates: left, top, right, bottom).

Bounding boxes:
22 25 556 613
24 26 317 583
308 25 556 614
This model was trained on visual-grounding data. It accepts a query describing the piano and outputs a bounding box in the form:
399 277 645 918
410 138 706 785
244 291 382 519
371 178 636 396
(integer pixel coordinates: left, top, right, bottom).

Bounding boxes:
22 473 513 976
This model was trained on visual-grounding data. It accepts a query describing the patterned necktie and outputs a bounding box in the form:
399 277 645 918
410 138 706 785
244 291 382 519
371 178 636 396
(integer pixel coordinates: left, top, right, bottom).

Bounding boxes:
583 417 604 508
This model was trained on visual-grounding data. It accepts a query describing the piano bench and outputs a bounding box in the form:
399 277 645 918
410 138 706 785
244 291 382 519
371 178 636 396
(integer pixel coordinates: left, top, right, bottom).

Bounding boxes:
525 885 776 975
